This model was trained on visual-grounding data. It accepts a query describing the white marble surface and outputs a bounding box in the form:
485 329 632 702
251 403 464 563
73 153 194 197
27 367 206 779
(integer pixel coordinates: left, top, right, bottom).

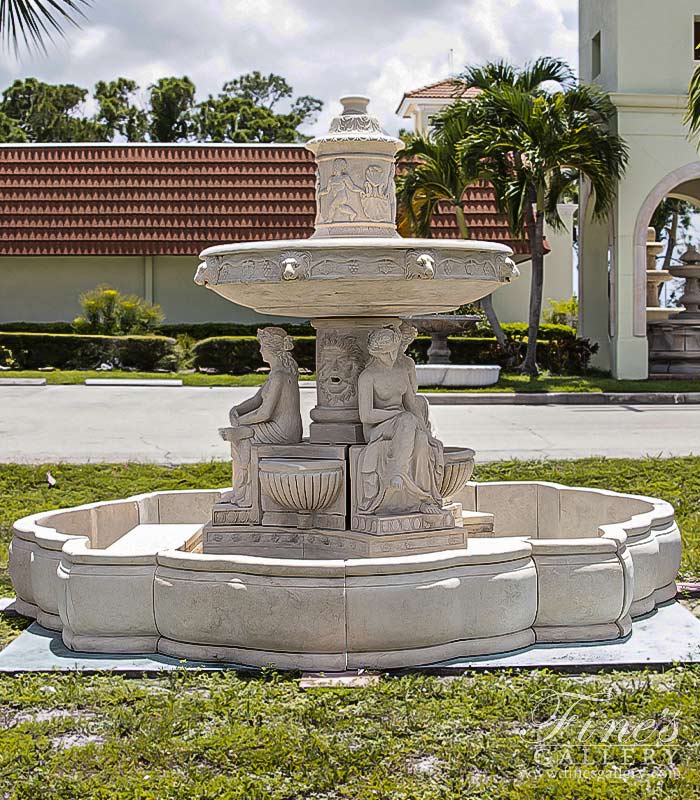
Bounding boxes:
415 365 501 388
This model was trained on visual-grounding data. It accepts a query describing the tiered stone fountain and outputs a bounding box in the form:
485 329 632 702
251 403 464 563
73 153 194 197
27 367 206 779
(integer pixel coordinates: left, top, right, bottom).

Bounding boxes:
8 97 682 670
649 242 700 375
644 227 675 324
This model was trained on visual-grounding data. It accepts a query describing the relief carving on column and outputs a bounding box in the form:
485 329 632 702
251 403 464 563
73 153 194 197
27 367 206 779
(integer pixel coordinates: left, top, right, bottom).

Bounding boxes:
316 331 366 408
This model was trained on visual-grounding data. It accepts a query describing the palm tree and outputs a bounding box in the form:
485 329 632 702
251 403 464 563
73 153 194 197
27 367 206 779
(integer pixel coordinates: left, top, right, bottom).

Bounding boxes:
396 111 509 349
0 0 90 54
446 60 628 375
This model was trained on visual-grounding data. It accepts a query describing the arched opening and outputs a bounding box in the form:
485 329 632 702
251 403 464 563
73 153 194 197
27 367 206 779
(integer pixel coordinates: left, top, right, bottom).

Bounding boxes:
634 163 700 375
633 162 700 336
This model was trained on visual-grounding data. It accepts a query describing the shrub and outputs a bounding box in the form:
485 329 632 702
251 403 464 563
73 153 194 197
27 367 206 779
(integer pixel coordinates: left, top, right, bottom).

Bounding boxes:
73 286 164 335
0 344 15 368
544 296 579 328
192 336 316 374
0 332 177 371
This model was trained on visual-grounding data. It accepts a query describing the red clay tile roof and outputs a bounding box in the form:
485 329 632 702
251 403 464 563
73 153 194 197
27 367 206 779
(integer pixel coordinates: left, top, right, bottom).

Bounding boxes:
0 143 527 257
397 78 481 109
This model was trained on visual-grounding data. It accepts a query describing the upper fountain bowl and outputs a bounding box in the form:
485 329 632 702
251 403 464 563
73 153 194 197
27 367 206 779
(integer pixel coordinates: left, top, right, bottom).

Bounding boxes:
194 96 518 319
196 237 517 318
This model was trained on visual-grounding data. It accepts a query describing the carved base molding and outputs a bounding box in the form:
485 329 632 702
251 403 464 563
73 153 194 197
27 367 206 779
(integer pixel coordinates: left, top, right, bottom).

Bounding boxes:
202 523 471 559
350 510 456 535
261 510 346 531
211 504 258 527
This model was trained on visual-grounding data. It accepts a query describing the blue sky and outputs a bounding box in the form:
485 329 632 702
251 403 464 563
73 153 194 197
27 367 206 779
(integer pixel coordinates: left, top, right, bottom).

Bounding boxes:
0 0 578 134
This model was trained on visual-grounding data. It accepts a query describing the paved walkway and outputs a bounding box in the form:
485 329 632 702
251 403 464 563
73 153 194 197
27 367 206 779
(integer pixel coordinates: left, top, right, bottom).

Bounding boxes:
1 384 699 463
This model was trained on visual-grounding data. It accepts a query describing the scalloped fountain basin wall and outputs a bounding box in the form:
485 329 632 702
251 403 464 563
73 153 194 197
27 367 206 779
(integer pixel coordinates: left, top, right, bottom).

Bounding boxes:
9 482 680 670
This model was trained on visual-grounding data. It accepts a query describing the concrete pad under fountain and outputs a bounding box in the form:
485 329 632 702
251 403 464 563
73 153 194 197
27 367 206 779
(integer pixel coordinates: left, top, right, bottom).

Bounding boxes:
7 95 683 670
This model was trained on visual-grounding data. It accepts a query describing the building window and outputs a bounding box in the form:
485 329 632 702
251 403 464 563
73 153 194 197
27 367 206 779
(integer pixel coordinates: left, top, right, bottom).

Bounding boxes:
694 17 700 60
592 32 601 77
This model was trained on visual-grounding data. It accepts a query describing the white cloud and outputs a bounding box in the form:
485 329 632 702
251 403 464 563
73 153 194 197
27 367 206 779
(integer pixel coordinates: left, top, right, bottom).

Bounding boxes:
0 0 579 135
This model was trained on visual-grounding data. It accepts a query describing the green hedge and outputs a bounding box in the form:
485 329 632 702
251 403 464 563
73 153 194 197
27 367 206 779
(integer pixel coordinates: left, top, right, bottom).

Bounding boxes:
0 321 74 334
159 322 316 339
0 321 316 339
0 320 576 342
0 324 594 374
409 335 596 373
192 336 317 373
0 332 178 371
501 322 577 341
192 332 595 375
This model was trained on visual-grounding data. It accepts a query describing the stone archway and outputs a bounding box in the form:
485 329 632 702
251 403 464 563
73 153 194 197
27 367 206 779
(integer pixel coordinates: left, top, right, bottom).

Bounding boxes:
633 162 700 336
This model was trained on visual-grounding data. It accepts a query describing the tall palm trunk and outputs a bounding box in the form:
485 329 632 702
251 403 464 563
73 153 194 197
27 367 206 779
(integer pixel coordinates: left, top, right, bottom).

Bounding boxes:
454 203 508 349
520 199 546 376
662 206 679 273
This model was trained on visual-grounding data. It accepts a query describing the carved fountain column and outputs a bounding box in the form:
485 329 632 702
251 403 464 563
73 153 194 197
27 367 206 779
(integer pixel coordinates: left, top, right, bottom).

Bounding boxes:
311 316 398 444
305 95 406 444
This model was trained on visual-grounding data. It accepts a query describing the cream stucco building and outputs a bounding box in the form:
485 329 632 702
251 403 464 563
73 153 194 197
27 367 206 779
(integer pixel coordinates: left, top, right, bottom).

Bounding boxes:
579 0 700 377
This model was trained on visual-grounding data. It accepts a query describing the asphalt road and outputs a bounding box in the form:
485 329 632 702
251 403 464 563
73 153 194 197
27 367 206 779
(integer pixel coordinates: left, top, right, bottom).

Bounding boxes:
1 384 699 464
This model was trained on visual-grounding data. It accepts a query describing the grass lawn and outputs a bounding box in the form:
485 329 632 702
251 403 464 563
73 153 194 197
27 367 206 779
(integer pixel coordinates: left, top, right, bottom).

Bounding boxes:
1 668 700 798
5 369 700 393
1 458 700 798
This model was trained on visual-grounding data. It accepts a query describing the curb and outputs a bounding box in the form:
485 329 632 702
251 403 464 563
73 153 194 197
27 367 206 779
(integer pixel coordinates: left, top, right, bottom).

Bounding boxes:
424 391 700 405
84 378 183 387
0 378 46 386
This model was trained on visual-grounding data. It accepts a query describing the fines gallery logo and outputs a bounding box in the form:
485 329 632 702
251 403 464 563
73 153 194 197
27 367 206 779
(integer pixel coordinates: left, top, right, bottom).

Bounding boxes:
523 689 680 773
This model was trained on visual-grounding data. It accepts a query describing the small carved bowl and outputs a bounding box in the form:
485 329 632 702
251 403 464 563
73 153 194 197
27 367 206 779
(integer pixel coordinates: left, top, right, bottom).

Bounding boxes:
259 460 344 513
441 447 476 503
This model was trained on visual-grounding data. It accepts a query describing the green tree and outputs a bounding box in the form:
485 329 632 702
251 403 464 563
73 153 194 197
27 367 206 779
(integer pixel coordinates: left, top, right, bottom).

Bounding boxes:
195 71 322 143
444 58 628 375
148 76 196 142
94 78 147 141
0 78 101 141
0 110 27 142
395 121 508 348
0 0 89 54
650 197 695 273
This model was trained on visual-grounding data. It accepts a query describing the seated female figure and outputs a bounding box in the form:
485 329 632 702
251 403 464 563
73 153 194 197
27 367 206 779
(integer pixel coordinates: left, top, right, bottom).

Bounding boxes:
221 327 302 506
357 326 444 516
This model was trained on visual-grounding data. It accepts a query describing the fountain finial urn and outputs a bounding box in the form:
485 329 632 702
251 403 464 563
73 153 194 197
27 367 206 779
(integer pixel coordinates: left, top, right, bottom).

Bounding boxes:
305 95 404 239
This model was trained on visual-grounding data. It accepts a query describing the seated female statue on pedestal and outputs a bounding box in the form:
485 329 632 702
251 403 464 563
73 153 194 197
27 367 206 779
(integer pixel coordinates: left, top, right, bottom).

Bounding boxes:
357 326 444 516
221 327 303 506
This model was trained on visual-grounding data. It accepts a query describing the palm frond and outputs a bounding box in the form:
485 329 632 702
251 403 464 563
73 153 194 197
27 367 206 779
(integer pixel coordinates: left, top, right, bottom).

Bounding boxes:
458 61 516 91
0 0 90 55
685 64 700 142
516 56 576 93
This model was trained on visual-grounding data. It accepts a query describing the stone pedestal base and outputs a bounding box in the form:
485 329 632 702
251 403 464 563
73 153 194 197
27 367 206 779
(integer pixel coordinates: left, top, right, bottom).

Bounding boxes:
648 319 700 375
